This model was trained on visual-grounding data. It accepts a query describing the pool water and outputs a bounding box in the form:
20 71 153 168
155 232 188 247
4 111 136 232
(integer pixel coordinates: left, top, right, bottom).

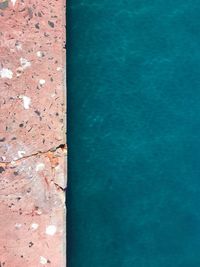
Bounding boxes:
67 1 200 266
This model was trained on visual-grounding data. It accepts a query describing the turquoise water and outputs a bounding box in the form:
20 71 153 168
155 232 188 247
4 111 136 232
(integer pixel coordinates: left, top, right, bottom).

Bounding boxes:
67 1 200 266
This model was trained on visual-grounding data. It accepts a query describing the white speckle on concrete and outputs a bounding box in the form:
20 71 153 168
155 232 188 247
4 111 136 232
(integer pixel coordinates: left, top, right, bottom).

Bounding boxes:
20 58 31 70
19 95 31 109
15 223 22 229
16 43 22 51
40 256 47 265
56 67 62 71
46 225 57 236
36 51 44 57
11 0 17 6
0 68 13 79
1 156 6 161
18 151 26 158
55 165 60 171
36 163 45 172
39 79 46 85
31 223 39 230
36 209 42 215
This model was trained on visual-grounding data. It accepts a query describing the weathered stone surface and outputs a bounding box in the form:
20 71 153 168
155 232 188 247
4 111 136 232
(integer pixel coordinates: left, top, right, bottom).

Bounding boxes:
0 0 66 266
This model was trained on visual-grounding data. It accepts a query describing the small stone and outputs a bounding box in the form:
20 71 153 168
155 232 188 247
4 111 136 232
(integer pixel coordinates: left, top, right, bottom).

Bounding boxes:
0 0 8 10
48 21 54 28
0 167 5 173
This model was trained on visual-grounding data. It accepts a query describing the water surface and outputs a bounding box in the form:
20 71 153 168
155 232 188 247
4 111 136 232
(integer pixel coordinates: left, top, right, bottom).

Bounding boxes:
67 1 200 266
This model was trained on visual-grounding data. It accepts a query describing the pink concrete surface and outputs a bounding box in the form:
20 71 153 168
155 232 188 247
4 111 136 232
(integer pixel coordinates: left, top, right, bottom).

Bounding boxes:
0 0 66 266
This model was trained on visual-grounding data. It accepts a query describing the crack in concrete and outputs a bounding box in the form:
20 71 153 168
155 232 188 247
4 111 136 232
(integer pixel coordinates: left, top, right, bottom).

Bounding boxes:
0 144 67 166
54 182 66 192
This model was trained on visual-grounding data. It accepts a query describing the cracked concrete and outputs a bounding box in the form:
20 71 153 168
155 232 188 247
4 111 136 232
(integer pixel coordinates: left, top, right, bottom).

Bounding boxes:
0 0 66 266
0 144 67 164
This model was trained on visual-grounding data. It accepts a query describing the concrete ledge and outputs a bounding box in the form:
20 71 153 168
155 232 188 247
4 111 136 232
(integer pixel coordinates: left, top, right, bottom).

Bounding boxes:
0 0 66 265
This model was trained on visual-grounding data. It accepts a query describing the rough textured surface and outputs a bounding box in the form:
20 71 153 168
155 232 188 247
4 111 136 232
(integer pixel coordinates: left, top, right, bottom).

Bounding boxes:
0 0 66 266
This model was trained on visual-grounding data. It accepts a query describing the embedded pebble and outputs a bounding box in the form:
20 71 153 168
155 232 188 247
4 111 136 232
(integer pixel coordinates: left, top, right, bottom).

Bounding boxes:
0 68 13 79
17 151 26 158
31 223 39 230
39 79 46 85
36 51 44 57
46 225 57 236
19 95 31 110
40 256 48 265
20 58 31 70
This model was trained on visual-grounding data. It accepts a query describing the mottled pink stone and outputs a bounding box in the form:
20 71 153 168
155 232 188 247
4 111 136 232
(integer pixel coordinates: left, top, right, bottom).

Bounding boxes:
0 0 66 266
